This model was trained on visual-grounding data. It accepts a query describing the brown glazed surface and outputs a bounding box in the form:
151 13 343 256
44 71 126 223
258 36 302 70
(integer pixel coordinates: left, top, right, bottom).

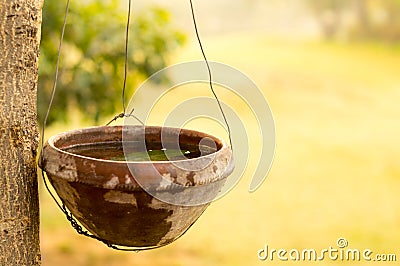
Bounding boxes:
40 126 233 247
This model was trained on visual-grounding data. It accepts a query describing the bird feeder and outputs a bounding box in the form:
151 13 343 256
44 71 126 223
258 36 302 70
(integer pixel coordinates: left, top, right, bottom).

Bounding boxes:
40 125 233 248
39 0 235 250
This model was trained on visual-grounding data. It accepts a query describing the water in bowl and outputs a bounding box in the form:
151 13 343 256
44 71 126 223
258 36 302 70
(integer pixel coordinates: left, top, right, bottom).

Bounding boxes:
64 141 217 162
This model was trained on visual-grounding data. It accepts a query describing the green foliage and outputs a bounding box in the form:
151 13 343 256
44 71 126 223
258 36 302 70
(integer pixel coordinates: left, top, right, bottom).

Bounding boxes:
38 0 185 125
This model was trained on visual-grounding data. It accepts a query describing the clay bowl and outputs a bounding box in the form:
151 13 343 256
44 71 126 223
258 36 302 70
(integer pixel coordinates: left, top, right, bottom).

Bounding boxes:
40 125 233 248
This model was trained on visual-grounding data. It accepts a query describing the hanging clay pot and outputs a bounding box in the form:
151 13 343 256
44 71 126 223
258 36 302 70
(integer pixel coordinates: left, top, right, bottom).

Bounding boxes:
39 125 234 248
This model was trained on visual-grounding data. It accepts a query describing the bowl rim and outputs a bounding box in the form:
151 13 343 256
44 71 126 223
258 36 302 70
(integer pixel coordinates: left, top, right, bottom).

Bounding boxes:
40 125 235 201
44 125 231 165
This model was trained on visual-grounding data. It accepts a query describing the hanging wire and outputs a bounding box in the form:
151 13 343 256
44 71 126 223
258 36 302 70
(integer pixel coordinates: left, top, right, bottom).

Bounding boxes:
122 0 131 114
105 110 144 126
39 0 73 224
106 0 144 126
189 0 233 149
40 0 70 148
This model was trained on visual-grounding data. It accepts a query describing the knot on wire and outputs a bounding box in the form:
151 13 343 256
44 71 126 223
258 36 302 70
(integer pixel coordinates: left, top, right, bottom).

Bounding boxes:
105 110 144 126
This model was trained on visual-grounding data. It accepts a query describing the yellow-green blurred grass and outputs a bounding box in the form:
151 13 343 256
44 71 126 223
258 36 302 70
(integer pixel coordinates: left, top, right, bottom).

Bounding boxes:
40 34 400 265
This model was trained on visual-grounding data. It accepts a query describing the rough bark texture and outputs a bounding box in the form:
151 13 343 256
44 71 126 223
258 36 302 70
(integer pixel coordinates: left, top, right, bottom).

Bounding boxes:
0 0 43 265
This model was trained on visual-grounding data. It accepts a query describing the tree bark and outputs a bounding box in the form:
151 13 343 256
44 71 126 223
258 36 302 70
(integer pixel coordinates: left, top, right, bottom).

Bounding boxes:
0 0 43 265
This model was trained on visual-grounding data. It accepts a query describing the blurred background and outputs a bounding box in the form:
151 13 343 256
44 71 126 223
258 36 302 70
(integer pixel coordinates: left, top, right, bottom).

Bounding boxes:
39 0 400 265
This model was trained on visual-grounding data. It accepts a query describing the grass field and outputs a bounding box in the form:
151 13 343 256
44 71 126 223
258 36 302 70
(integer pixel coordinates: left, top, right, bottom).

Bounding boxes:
40 34 400 265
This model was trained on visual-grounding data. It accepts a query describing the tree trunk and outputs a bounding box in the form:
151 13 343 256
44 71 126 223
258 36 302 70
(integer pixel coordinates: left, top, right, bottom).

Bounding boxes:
0 0 43 265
